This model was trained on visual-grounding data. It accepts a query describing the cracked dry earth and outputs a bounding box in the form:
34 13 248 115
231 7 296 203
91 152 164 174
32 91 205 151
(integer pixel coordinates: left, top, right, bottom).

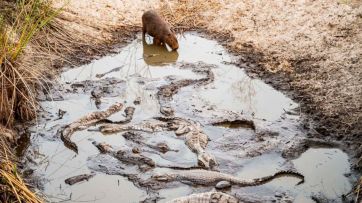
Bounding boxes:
22 34 358 202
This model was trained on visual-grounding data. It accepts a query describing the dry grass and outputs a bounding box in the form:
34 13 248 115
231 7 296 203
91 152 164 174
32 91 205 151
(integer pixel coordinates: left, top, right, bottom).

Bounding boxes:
343 176 362 202
0 129 42 203
0 0 60 127
0 0 62 202
159 0 221 31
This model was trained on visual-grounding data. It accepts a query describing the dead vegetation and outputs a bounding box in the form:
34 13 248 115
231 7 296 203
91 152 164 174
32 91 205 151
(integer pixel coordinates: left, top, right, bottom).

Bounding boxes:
0 0 56 127
0 134 42 203
0 0 58 201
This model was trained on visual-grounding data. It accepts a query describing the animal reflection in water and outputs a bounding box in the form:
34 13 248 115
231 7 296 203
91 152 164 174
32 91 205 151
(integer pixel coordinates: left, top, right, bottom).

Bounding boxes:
142 37 179 66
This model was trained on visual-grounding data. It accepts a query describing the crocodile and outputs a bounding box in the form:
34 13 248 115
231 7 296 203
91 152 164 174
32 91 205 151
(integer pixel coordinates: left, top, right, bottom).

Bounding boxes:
97 108 217 168
64 173 95 185
167 192 239 203
151 169 304 187
99 119 169 134
212 119 255 130
122 131 178 153
157 117 217 169
95 65 124 78
93 142 155 170
60 103 124 153
93 141 201 171
157 63 215 117
115 149 156 169
158 79 196 117
101 106 135 124
100 116 216 168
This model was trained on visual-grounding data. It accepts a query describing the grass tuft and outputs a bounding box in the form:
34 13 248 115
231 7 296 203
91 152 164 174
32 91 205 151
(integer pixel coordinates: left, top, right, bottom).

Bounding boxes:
0 0 59 127
1 0 60 202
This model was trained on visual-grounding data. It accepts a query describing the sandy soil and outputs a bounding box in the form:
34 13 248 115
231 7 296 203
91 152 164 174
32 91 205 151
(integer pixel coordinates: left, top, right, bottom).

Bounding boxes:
52 0 361 164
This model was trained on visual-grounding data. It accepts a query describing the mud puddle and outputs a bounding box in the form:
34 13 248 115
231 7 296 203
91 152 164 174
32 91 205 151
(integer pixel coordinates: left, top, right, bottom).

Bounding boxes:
24 33 355 202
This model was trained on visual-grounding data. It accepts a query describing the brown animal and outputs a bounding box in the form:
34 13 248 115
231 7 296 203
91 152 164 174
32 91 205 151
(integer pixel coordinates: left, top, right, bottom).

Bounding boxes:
142 10 179 50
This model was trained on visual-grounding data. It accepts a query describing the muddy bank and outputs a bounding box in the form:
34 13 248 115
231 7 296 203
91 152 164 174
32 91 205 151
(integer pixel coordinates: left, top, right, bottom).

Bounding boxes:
20 33 360 202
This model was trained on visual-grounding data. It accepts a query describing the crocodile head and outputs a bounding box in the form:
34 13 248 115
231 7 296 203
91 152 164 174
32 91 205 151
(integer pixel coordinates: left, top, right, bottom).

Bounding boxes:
93 142 113 153
152 174 174 182
198 152 217 169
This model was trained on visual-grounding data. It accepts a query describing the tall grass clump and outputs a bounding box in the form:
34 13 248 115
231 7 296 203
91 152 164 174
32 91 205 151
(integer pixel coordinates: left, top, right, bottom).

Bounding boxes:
0 0 58 127
1 0 59 202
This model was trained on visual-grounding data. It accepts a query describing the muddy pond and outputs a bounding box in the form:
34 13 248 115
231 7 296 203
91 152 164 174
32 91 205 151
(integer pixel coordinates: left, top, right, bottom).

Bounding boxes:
23 33 356 202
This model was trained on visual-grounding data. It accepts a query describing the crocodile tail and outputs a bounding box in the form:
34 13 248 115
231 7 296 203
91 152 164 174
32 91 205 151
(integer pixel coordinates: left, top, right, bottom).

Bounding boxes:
60 129 78 154
274 170 305 185
237 170 305 187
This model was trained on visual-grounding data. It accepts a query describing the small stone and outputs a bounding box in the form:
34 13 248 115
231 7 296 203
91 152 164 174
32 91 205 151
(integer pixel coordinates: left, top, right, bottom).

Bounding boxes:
215 181 231 189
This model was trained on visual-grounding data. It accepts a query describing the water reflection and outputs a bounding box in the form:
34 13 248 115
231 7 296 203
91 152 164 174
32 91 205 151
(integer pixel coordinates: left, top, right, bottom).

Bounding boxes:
142 36 179 66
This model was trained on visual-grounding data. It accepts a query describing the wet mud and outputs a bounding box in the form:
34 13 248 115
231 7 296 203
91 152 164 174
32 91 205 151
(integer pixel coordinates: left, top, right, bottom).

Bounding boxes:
22 33 359 202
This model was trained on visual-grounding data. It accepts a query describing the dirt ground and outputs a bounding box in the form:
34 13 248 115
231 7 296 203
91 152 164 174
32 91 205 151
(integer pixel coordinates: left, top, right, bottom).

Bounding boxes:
52 0 361 165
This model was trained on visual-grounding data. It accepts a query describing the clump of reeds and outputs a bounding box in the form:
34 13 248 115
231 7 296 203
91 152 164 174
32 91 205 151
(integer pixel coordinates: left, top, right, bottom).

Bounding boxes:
1 0 60 202
0 0 59 127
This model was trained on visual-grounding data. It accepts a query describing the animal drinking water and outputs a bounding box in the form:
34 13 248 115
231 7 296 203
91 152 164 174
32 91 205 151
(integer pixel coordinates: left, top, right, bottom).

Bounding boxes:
142 10 179 50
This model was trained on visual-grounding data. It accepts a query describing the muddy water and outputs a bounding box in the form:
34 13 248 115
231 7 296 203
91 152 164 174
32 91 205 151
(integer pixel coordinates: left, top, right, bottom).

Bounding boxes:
232 148 352 202
25 33 354 202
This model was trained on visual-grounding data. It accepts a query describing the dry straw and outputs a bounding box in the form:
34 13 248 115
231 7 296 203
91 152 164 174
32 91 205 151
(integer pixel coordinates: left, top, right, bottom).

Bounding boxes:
0 0 60 202
0 0 60 127
0 132 42 203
